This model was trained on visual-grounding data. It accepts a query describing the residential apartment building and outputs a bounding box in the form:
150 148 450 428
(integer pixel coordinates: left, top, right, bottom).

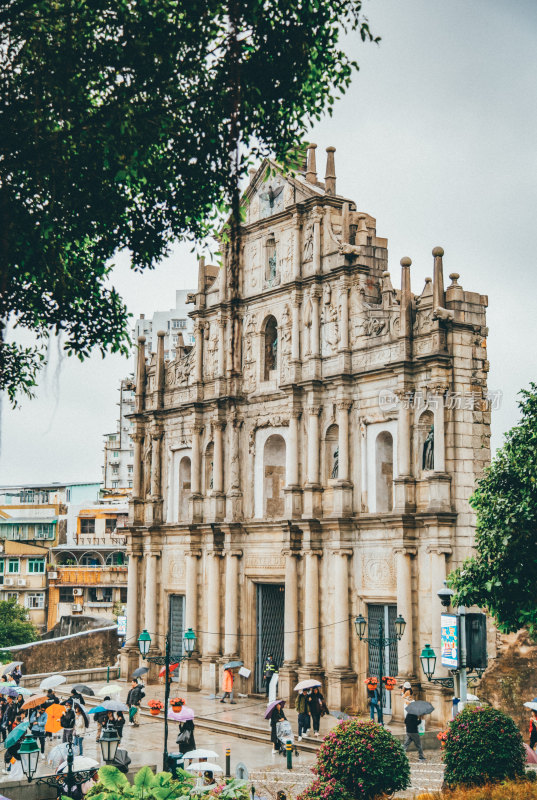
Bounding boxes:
0 540 50 629
134 289 195 361
48 503 128 628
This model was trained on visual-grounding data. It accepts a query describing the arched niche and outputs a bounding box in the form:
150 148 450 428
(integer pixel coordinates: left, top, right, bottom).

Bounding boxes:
178 455 192 520
204 442 214 494
263 316 278 380
263 434 286 518
417 410 434 475
325 424 339 481
375 431 394 512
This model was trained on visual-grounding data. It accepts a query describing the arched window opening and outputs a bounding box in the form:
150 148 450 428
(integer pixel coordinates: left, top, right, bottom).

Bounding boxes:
375 431 393 512
105 551 125 566
263 434 286 518
264 316 278 380
179 456 192 520
79 551 103 567
325 424 339 480
54 552 78 566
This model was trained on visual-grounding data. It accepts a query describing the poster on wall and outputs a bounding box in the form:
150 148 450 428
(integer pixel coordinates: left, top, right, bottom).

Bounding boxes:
117 615 127 637
440 613 459 669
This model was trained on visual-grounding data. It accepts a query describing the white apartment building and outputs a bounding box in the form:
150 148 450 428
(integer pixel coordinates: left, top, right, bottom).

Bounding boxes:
102 289 195 490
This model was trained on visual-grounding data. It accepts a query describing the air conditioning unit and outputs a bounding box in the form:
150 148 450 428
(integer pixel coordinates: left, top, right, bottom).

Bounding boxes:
17 579 26 587
48 571 58 580
72 603 83 613
73 588 83 596
4 578 14 586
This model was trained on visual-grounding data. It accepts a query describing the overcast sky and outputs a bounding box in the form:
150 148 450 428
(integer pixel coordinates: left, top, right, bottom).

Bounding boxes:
1 0 536 485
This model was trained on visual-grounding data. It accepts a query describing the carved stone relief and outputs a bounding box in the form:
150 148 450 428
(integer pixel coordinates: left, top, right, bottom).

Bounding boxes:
362 553 395 588
242 313 257 394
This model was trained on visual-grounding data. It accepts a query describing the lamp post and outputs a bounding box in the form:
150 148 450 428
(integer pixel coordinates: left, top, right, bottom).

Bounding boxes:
354 612 406 723
138 623 197 771
20 732 97 798
99 722 120 764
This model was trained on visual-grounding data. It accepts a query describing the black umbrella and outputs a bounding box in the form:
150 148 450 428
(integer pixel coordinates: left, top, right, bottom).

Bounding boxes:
72 684 95 696
405 700 435 716
112 749 132 775
133 667 149 678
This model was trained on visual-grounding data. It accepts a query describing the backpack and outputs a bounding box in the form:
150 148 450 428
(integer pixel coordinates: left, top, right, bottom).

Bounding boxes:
60 710 74 728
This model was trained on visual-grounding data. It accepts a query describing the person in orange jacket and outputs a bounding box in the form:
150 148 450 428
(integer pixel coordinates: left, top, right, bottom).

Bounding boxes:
220 668 236 704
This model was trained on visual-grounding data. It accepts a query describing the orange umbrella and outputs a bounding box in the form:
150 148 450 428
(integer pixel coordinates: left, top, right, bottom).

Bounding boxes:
159 663 179 678
22 694 48 711
44 703 65 735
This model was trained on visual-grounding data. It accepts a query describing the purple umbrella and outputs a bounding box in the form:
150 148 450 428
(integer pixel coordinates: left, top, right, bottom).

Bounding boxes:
0 686 18 698
264 699 285 720
173 706 195 721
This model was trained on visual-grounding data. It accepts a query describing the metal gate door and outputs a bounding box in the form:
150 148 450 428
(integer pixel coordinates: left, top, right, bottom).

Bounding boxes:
169 595 185 682
255 584 285 692
367 604 398 713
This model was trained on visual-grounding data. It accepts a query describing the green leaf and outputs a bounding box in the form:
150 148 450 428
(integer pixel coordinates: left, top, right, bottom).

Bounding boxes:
98 765 130 791
134 766 155 790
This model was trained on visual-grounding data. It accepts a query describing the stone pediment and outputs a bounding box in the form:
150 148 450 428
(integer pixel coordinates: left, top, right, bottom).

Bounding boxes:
245 159 324 225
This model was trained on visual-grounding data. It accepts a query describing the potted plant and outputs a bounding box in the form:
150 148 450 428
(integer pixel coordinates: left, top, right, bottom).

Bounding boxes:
148 699 164 716
364 676 378 691
382 676 397 691
170 696 186 712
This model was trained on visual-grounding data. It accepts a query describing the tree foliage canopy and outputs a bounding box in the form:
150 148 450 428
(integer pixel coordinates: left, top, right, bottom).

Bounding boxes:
450 384 537 635
0 598 38 648
0 0 377 403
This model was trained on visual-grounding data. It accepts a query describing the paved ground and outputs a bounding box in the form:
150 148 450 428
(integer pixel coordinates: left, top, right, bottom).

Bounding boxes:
0 677 445 797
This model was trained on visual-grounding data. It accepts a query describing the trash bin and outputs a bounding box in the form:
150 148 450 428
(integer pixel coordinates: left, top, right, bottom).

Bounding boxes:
167 752 184 778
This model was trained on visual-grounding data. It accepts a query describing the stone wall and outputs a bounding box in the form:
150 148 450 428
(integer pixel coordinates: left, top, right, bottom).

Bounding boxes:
4 625 119 674
478 629 537 735
41 613 112 640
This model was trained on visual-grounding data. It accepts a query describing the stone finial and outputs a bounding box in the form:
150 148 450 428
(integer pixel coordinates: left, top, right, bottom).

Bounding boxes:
156 331 166 408
420 277 433 298
432 246 445 309
400 257 412 339
341 202 350 242
305 143 317 184
135 336 147 413
448 272 460 287
325 146 336 195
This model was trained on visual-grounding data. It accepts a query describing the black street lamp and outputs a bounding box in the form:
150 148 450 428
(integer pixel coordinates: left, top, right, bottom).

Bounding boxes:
354 612 406 723
138 624 197 771
21 732 97 797
99 722 120 764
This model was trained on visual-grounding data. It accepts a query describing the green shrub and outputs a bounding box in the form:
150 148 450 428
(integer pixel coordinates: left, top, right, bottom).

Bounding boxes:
443 706 525 787
308 719 410 799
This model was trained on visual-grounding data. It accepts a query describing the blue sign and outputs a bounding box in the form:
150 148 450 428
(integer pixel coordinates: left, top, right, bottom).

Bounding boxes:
117 615 127 636
441 613 459 669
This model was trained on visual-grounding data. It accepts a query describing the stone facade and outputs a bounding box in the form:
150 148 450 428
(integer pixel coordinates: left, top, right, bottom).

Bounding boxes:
122 146 491 722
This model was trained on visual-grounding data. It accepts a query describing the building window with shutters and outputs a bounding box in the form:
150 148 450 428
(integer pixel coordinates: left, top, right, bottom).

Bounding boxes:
26 593 45 609
27 559 45 574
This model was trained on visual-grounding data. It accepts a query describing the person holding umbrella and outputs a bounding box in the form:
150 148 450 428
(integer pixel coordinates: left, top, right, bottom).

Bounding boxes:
126 680 144 727
294 690 310 741
403 700 433 762
60 699 76 743
309 686 328 737
74 706 87 755
11 666 22 686
220 668 235 704
268 701 286 754
176 717 196 755
29 705 48 759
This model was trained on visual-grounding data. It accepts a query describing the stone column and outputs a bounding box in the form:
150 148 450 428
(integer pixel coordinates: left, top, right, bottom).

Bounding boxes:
206 552 221 657
333 550 351 669
338 278 350 351
132 433 143 499
395 548 414 676
144 550 158 639
310 287 321 358
433 389 446 473
307 406 320 485
218 317 226 377
213 421 224 494
150 431 163 498
291 295 300 362
336 401 351 483
126 551 139 644
183 550 201 690
304 405 322 517
285 410 302 518
293 213 302 280
194 321 203 383
304 551 321 666
394 391 414 512
224 551 242 657
284 552 299 665
191 425 201 495
312 210 323 274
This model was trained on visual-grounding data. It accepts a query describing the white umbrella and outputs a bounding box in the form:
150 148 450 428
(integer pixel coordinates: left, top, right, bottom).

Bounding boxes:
294 679 322 692
467 694 482 703
186 762 223 773
58 756 99 772
48 743 69 767
183 749 219 760
97 684 122 697
524 702 537 711
40 674 66 690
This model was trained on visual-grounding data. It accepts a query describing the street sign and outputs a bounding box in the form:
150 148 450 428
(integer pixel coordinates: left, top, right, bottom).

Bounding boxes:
117 615 127 636
440 613 460 668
